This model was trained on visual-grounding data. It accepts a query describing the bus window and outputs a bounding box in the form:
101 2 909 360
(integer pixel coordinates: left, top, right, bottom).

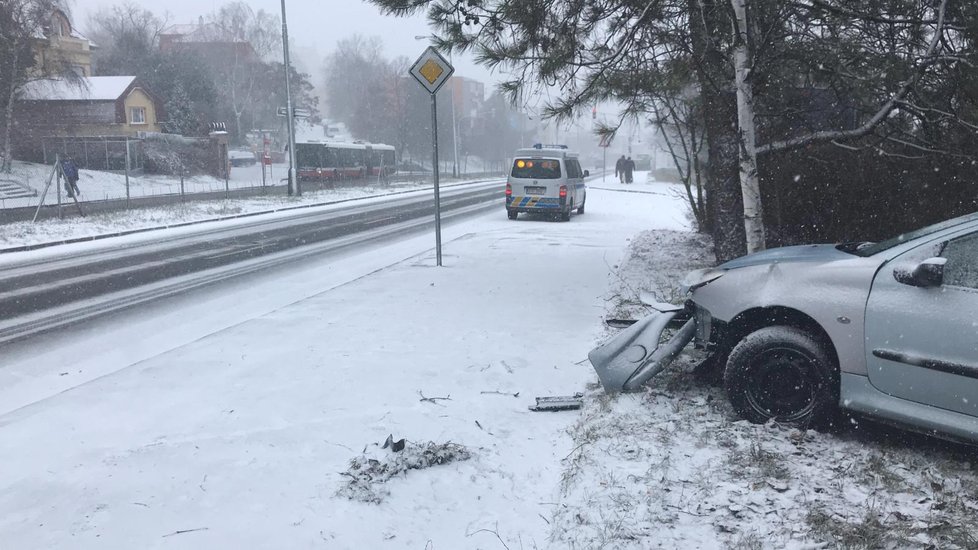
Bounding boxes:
296 144 319 168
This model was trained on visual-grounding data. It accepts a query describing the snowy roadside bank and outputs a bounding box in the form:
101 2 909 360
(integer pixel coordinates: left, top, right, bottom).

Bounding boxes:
553 229 978 549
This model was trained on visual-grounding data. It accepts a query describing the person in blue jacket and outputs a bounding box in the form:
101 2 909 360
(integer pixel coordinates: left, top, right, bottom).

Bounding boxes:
61 157 80 197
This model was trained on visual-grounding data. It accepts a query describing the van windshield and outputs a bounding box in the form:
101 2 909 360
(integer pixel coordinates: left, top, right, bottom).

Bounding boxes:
511 158 561 179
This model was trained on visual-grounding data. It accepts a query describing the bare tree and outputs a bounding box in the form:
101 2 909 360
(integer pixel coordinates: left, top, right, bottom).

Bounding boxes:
201 2 282 142
0 0 83 172
653 94 708 232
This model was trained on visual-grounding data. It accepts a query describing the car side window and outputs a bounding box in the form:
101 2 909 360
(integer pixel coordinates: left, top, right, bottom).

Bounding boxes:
941 232 978 289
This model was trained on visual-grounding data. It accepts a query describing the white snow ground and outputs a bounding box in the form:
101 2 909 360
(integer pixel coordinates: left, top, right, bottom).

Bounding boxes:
1 172 976 549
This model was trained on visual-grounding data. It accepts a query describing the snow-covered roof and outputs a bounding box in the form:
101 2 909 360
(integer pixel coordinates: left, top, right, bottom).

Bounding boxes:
19 76 136 101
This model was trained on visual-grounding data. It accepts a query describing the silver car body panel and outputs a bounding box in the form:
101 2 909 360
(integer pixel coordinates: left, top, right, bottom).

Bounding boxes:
690 254 883 375
864 224 978 417
841 373 978 443
688 217 978 441
589 214 978 441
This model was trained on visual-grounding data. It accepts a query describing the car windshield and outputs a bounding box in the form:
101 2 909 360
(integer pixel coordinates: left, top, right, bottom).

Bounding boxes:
842 212 978 256
511 158 561 179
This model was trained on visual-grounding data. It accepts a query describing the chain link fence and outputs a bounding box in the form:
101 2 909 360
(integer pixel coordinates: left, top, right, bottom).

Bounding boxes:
42 137 143 172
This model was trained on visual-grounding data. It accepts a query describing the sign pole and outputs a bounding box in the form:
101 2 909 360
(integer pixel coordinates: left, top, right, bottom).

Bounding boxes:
409 45 453 268
430 92 443 266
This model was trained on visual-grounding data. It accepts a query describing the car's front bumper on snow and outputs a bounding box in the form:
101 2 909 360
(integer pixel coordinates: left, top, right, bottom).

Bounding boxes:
588 309 697 392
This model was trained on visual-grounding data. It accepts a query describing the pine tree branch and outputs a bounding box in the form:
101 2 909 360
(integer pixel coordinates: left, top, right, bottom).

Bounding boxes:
756 0 949 155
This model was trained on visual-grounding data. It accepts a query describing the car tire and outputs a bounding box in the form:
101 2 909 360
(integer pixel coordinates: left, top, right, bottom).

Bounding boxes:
577 195 586 215
507 209 518 220
724 326 838 428
560 210 571 222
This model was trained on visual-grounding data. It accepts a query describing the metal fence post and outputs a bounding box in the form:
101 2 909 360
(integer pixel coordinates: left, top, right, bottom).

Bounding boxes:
124 138 131 209
55 154 63 220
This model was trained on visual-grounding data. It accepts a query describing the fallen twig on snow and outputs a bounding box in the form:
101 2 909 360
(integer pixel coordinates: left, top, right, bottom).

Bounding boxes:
418 390 452 405
162 527 209 537
480 390 520 397
465 523 511 550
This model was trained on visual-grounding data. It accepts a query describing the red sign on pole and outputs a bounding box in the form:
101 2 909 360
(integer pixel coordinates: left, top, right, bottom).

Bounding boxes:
598 134 613 148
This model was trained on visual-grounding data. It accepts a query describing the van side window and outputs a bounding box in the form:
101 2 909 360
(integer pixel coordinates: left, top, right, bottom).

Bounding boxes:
566 159 581 179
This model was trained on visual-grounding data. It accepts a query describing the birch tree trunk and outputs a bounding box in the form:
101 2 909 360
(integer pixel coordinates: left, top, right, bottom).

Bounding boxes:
731 0 765 253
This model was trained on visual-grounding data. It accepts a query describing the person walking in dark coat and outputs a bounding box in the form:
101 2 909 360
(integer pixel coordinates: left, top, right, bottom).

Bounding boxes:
61 157 80 197
624 156 635 184
615 155 626 183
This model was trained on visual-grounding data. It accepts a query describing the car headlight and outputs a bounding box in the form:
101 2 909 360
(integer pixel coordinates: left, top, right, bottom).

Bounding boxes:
680 268 726 294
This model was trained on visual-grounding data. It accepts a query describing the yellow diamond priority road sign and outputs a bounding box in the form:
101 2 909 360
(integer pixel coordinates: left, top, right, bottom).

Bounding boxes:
410 46 454 94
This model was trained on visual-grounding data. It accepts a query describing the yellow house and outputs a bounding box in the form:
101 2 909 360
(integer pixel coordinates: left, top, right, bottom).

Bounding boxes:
33 8 95 78
13 76 165 163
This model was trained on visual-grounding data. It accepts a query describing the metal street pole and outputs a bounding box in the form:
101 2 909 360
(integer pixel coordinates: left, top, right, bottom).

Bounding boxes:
410 44 450 267
431 92 443 266
281 0 299 196
449 62 459 178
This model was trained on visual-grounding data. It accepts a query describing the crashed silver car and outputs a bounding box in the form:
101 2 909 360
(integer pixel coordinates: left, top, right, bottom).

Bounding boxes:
590 212 978 443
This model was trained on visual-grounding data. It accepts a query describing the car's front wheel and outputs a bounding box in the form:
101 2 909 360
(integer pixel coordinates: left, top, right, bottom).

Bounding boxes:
724 326 837 428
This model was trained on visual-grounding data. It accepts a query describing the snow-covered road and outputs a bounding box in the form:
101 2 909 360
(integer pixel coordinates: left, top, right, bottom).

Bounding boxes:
0 176 690 548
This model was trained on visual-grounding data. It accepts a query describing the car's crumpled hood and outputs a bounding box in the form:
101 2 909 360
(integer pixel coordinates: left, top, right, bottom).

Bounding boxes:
718 244 852 270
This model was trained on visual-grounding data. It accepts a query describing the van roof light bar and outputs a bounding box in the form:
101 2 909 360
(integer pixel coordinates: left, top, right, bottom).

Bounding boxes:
532 143 568 149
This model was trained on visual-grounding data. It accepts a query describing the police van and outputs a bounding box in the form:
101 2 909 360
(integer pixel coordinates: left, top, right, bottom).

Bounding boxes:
506 144 588 221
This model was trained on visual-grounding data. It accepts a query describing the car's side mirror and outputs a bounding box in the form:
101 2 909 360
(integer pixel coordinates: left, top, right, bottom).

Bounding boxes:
583 170 590 177
893 257 947 288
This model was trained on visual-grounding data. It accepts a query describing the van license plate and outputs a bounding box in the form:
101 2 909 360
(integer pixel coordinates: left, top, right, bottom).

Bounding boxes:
525 186 546 194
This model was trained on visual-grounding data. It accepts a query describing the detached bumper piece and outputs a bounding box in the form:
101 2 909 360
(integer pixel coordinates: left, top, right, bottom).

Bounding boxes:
528 393 584 412
588 310 697 392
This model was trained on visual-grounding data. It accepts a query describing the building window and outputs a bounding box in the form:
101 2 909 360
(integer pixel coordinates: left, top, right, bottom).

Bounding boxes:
130 106 146 125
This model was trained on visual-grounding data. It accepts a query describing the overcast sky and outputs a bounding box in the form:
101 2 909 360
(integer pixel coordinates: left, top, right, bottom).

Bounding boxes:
70 0 498 86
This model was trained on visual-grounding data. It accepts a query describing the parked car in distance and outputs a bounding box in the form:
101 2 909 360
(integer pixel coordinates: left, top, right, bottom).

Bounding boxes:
229 150 257 167
591 212 978 444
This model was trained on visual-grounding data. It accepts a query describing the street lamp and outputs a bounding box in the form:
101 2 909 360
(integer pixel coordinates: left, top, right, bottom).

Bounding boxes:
281 0 299 196
415 36 459 178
